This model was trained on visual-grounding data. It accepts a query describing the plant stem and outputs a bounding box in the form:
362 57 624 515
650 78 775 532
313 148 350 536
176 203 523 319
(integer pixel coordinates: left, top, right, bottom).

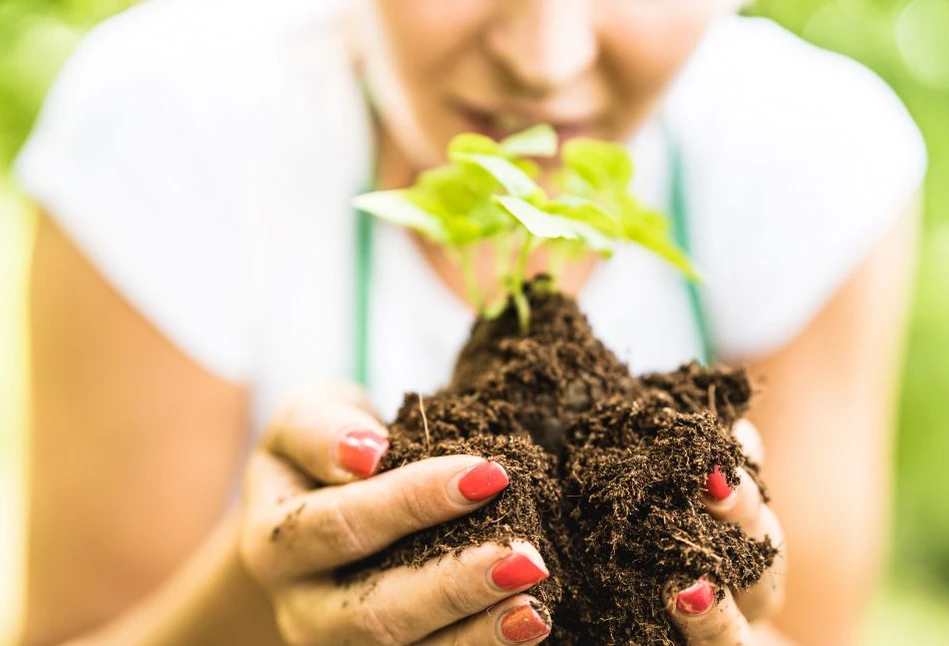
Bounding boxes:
460 248 483 311
513 289 530 335
516 233 533 285
512 233 534 334
548 240 567 278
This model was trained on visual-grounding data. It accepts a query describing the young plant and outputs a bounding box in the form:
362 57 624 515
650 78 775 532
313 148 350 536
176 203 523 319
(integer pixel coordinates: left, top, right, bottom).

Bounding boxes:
353 124 698 332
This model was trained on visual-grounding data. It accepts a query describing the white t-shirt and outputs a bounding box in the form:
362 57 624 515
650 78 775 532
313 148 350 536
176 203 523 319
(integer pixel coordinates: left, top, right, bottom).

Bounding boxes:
15 0 927 432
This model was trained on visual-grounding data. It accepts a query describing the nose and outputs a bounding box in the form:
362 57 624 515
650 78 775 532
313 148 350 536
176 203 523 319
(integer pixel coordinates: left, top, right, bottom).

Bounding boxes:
485 0 598 95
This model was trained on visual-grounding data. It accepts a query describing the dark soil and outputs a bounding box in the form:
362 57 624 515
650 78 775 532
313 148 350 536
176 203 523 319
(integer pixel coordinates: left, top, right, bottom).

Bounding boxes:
338 282 777 644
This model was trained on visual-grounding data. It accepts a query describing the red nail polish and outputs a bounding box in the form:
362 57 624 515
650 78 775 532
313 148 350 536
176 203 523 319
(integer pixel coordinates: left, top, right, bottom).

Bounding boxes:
676 577 715 615
704 465 732 501
491 552 549 590
338 430 389 478
500 604 550 643
457 461 509 502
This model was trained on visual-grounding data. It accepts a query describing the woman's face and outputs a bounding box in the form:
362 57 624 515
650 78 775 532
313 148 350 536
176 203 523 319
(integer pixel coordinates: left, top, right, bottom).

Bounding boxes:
358 0 739 169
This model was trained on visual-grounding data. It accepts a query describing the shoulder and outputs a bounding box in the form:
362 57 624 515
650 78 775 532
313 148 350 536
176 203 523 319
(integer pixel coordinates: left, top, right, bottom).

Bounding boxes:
27 0 372 187
15 0 372 383
667 15 926 181
33 0 356 120
665 16 927 359
57 0 339 71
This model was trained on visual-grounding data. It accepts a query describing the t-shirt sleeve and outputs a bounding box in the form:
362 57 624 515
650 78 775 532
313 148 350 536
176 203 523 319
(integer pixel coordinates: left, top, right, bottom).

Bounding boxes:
668 17 928 360
14 24 254 382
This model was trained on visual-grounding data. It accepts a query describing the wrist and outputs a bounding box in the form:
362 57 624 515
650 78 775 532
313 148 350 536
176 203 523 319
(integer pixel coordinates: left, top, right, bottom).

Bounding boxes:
66 511 283 646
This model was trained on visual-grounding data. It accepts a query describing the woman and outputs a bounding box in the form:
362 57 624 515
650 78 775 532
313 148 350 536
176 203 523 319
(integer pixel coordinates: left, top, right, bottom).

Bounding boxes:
15 0 926 644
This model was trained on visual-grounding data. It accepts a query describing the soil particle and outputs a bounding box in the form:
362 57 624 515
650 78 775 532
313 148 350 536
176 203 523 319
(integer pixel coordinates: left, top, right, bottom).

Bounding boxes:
270 502 307 543
338 283 776 644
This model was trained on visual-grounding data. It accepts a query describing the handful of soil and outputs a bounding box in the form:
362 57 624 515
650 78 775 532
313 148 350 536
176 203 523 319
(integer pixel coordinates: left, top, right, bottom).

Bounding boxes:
341 283 776 644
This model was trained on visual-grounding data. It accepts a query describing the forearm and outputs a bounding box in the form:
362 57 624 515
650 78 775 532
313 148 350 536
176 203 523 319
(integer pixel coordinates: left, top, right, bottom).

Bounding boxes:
52 511 284 646
748 323 897 645
751 401 891 646
746 202 918 645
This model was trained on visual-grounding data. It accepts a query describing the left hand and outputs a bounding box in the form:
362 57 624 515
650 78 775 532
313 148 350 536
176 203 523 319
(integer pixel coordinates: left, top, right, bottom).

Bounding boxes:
665 419 792 645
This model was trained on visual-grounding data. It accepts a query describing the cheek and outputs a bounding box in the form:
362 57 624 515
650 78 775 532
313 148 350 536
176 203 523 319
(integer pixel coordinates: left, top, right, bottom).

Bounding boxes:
603 10 715 95
365 1 492 165
373 0 489 76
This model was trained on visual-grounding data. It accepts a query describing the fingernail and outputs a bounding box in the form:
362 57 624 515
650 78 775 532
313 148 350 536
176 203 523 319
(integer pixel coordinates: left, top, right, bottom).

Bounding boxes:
491 551 549 591
499 604 551 643
704 465 732 501
457 461 509 502
675 576 716 616
337 429 389 478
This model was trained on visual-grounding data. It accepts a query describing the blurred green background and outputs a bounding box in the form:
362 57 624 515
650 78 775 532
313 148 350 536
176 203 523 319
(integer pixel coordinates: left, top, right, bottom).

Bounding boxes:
1 0 947 643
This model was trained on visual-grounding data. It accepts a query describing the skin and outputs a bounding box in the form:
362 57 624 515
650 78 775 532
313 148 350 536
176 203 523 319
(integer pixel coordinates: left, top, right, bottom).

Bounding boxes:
20 1 919 644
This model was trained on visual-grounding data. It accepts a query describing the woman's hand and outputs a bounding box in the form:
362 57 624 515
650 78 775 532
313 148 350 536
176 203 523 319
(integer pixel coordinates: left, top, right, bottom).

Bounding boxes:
238 383 553 646
666 420 792 645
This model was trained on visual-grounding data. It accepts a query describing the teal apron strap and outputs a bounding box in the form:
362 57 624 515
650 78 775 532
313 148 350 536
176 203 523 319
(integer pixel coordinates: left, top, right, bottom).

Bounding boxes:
354 78 380 389
668 141 713 365
354 206 373 388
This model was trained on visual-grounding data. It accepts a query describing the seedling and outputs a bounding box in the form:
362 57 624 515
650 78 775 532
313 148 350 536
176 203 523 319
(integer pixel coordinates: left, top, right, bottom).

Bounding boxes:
354 124 698 332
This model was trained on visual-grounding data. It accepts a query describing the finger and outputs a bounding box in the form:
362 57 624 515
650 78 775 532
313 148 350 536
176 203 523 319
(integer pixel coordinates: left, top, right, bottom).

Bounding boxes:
357 541 549 644
703 420 764 506
703 468 762 531
732 505 787 622
702 468 788 623
667 578 754 645
732 419 765 466
421 595 552 646
243 450 313 511
266 382 389 484
285 543 549 645
250 455 511 577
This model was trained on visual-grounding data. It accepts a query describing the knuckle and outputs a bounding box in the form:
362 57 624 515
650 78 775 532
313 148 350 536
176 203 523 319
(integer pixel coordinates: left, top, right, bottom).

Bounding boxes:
734 419 765 464
353 603 406 646
437 574 481 618
745 576 786 622
318 496 372 562
274 598 319 646
239 518 283 584
267 392 306 442
393 479 441 528
733 474 764 525
759 504 782 536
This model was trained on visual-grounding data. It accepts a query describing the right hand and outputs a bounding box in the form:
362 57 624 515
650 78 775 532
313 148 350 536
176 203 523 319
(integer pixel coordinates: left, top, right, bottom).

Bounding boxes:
238 383 553 646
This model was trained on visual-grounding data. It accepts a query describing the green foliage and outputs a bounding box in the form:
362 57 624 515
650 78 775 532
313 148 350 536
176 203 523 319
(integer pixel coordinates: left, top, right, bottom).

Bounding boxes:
355 126 697 331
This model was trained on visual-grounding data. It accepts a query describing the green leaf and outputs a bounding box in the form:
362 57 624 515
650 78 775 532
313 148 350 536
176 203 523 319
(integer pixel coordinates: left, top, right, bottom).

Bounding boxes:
561 138 633 194
494 196 614 256
500 124 558 157
448 132 501 157
547 195 623 238
452 153 544 200
354 191 448 242
494 195 575 239
631 230 702 281
615 196 671 236
618 198 701 280
565 220 616 257
513 158 542 180
413 165 484 216
465 199 514 237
